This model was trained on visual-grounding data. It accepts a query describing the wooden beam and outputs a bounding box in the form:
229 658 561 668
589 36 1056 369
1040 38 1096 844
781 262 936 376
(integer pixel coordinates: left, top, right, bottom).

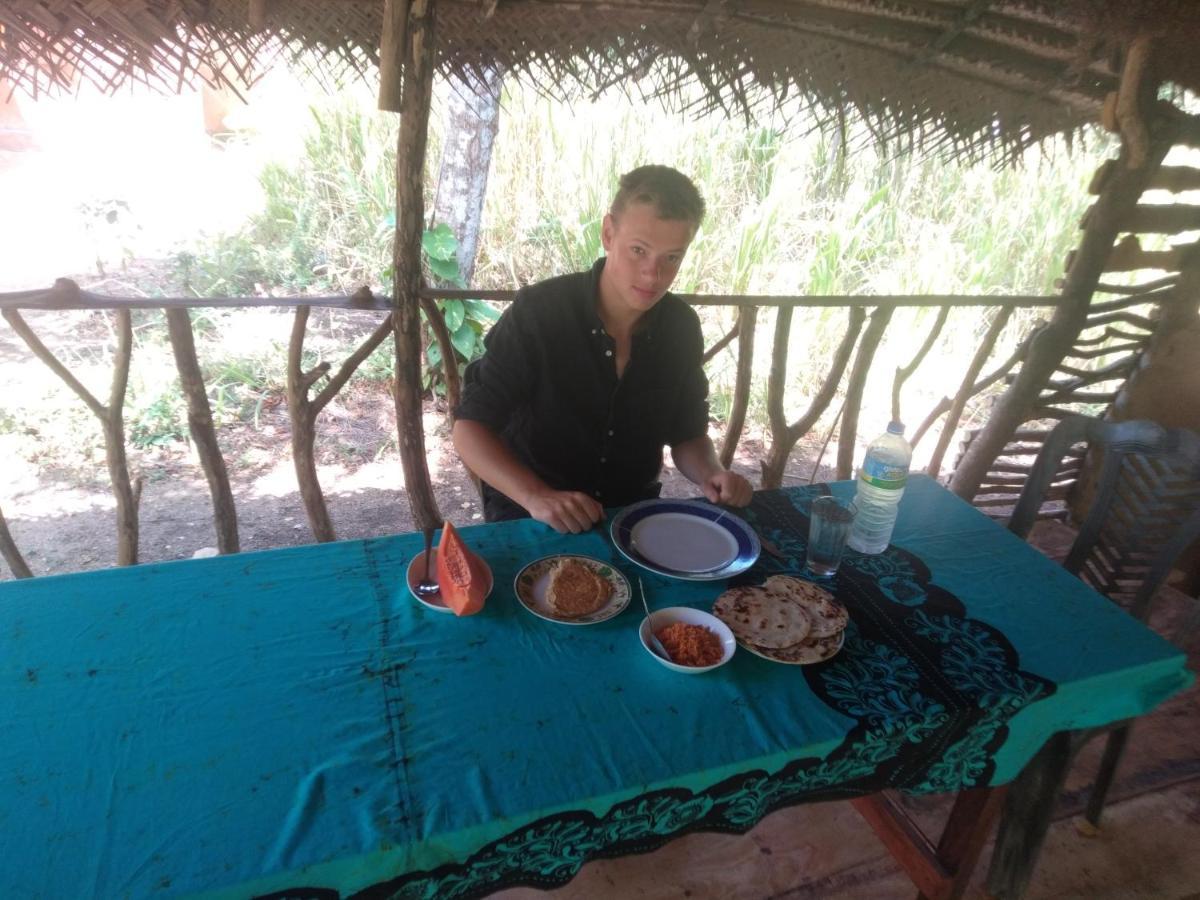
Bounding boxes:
0 504 33 579
927 306 1012 479
378 0 406 113
391 0 442 531
165 308 240 555
1125 203 1200 234
719 306 757 470
0 287 1061 312
1146 165 1200 193
248 0 270 30
837 306 893 480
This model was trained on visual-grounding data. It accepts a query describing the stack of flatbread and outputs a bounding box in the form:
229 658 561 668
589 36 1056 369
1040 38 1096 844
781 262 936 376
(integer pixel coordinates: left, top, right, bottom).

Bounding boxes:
713 575 848 664
547 558 613 619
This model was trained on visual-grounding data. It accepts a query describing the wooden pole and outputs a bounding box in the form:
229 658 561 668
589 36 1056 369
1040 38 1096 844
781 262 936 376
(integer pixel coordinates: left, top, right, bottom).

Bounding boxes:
760 306 864 488
165 308 240 554
837 307 893 480
286 302 395 541
391 0 442 531
287 306 336 542
719 305 757 470
0 504 33 578
378 0 407 113
2 307 140 565
926 307 1013 479
892 307 948 422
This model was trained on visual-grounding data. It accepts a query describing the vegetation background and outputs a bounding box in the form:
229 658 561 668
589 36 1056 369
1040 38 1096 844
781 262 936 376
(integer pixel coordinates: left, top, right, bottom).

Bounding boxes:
0 65 1131 577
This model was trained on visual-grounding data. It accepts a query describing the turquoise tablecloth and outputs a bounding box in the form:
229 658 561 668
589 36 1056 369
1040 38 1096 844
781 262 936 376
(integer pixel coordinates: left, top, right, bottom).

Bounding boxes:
0 477 1191 898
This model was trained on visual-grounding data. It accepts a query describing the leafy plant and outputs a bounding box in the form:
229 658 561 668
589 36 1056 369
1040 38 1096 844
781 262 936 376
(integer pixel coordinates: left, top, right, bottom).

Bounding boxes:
416 223 500 395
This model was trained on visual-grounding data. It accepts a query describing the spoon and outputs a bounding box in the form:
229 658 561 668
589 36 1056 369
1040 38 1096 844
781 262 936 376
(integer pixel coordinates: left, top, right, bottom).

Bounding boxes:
415 527 440 598
638 578 672 662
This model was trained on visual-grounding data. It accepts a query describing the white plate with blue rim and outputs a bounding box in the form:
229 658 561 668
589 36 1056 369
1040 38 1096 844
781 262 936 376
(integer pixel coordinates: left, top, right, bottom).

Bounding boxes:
609 498 760 581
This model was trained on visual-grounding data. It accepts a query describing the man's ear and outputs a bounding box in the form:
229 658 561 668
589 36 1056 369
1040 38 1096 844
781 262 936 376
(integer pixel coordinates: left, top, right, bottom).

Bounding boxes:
600 213 615 252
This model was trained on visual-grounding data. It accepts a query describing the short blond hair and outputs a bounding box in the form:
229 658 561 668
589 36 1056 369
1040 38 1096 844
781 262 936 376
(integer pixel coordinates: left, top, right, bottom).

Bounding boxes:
610 165 705 227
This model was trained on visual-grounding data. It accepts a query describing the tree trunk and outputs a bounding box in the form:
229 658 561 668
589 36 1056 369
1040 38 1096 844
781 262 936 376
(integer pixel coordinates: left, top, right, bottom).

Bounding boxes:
432 65 504 286
165 308 239 554
392 0 442 531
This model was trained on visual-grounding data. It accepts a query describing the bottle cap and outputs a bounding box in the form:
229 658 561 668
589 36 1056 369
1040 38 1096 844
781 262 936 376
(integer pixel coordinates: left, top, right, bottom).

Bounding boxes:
887 420 905 435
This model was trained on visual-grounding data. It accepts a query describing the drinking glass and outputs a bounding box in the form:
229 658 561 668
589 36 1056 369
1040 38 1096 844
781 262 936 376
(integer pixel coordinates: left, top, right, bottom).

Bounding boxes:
806 496 857 578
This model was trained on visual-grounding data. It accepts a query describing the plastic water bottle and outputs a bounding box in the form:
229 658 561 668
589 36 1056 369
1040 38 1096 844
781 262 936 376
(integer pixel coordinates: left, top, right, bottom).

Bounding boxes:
847 421 912 555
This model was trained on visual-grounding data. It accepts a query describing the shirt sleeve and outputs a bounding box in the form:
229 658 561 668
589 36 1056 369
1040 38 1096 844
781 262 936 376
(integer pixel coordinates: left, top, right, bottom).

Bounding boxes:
453 296 536 432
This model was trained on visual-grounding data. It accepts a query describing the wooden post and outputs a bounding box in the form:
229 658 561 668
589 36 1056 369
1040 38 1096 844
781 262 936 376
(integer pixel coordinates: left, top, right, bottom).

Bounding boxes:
719 305 756 470
892 307 948 423
837 306 892 480
0 504 33 579
2 306 140 565
926 307 1013 479
378 0 407 113
287 306 336 542
165 308 240 554
391 0 443 531
760 306 864 488
286 302 395 542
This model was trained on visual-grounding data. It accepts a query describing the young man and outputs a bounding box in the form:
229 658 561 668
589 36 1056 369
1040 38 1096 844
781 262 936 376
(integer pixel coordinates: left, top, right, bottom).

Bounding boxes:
452 165 753 533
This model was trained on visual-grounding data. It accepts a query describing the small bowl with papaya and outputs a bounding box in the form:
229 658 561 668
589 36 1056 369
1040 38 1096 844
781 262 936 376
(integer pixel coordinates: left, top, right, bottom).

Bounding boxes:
407 521 493 615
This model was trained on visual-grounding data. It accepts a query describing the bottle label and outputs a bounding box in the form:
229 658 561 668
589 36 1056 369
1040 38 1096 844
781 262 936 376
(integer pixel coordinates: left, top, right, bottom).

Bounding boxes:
861 455 908 490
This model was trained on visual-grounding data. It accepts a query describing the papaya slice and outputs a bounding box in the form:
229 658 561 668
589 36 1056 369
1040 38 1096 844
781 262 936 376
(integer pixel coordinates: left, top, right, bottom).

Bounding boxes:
436 521 488 616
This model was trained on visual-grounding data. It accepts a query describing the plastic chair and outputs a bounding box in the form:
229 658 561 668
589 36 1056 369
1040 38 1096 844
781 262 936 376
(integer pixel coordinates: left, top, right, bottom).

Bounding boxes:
1007 414 1200 826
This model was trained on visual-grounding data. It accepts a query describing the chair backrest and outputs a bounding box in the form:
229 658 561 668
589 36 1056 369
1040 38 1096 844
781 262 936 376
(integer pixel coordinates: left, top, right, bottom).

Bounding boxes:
1008 415 1200 620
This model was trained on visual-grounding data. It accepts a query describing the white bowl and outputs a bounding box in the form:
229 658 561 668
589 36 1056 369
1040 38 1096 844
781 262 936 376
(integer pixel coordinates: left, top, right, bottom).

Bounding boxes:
406 548 494 614
638 606 736 674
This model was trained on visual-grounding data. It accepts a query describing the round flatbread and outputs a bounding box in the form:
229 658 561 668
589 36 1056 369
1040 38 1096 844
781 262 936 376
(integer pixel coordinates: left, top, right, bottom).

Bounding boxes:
713 585 812 649
547 558 613 618
754 631 844 665
764 575 848 638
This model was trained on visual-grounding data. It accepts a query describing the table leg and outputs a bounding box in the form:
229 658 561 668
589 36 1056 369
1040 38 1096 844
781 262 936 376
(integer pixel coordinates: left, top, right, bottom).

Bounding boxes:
985 731 1079 899
853 785 1006 900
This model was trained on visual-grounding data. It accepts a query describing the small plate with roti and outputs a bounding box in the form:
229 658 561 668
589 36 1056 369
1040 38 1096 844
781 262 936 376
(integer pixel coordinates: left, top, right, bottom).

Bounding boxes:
515 555 631 625
713 575 848 665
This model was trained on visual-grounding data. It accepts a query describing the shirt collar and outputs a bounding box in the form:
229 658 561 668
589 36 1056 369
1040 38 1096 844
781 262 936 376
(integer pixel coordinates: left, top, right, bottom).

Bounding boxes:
585 257 669 342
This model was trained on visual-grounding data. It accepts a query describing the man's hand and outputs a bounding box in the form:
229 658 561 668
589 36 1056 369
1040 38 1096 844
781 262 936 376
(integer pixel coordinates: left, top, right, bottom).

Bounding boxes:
701 469 753 507
524 488 605 534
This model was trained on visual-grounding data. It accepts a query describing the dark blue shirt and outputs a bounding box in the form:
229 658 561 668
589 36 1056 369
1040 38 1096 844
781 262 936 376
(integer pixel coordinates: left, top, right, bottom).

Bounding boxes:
454 259 710 519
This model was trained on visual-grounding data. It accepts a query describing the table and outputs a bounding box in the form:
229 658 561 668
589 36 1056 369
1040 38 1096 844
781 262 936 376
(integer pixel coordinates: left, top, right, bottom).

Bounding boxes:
0 477 1191 898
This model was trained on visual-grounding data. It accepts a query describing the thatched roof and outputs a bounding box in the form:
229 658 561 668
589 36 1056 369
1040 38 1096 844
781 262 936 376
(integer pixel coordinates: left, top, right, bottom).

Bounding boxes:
1 1 1197 160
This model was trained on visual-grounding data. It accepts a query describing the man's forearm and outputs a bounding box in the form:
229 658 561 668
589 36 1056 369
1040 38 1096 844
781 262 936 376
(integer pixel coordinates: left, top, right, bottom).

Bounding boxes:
670 434 723 487
451 419 548 509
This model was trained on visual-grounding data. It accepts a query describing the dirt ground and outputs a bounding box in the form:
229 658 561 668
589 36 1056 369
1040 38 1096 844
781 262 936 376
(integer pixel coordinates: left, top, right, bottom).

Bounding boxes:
0 307 833 581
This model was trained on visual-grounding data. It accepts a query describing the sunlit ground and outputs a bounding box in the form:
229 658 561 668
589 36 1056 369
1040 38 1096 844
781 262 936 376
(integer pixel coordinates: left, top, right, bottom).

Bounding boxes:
0 69 318 290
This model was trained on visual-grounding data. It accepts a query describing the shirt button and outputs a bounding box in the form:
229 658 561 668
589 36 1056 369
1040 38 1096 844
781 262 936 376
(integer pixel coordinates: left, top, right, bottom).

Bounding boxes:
600 456 606 463
591 329 597 335
605 349 613 357
608 429 614 436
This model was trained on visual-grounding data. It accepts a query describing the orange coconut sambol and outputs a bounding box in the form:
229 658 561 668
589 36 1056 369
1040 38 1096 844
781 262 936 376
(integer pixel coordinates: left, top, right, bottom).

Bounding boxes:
655 622 724 667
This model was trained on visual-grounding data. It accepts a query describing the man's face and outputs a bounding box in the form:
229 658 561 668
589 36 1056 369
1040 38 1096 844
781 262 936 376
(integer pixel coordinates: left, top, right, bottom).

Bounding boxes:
599 201 695 316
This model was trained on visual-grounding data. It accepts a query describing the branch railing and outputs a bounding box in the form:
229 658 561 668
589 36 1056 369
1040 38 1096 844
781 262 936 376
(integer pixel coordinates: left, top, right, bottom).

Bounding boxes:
3 285 1110 579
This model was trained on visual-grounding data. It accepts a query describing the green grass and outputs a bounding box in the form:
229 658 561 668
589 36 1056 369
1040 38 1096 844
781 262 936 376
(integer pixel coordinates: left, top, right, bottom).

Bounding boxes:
10 75 1121 468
